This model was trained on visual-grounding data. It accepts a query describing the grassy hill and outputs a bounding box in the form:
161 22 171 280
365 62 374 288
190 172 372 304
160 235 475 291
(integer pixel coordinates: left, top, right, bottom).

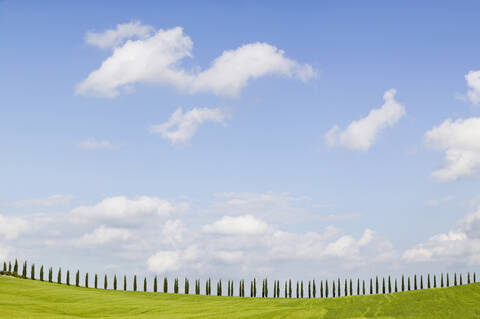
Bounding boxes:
1 275 480 318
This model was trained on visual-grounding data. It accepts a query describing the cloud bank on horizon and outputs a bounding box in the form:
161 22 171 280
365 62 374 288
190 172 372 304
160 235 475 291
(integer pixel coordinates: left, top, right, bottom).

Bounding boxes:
76 22 316 98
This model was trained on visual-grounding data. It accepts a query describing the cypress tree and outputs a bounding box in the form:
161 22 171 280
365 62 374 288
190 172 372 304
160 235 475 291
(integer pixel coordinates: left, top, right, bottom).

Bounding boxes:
66 270 70 285
427 274 431 289
95 274 98 288
296 281 299 298
446 273 450 287
175 278 179 294
49 267 52 282
22 261 27 278
394 278 397 292
31 264 35 280
313 280 316 298
57 268 61 284
414 275 417 290
474 273 476 283
362 280 365 295
344 279 347 296
289 279 292 298
164 277 168 293
337 278 340 297
401 275 405 291
460 273 463 285
388 276 391 293
408 277 411 291
114 275 117 290
133 275 137 291
144 277 147 292
9 261 12 273
76 270 80 287
420 275 423 289
454 273 457 286
332 280 336 298
376 276 379 294
250 280 253 297
3 261 6 272
284 280 287 298
124 275 127 291
14 259 18 275
265 278 268 298
441 273 444 287
325 280 329 298
85 273 89 288
154 276 158 293
357 278 360 296
40 265 44 281
382 277 385 294
468 272 471 284
254 278 257 297
434 274 436 288
308 281 311 298
206 279 209 295
104 274 108 289
370 278 373 294
350 279 353 296
300 280 303 298
320 280 324 298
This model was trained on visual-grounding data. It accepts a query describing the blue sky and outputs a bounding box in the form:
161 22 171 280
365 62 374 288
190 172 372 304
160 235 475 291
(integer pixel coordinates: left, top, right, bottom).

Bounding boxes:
1 1 480 285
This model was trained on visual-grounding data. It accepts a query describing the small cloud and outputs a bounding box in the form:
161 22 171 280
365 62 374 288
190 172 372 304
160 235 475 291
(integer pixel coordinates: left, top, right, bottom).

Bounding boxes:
427 196 454 207
85 21 154 49
465 70 480 105
202 214 271 235
76 139 116 150
0 214 29 240
77 225 131 246
150 107 230 144
325 89 405 151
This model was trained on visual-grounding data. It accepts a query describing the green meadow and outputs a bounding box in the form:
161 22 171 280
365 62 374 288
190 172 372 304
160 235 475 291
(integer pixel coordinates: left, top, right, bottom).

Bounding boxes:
1 275 480 318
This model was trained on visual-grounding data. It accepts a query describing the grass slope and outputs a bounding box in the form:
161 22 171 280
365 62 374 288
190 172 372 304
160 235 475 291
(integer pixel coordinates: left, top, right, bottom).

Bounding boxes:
1 275 480 318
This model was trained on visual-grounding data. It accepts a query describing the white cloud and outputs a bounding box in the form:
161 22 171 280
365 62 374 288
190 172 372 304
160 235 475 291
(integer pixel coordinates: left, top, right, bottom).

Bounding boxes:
85 21 154 49
325 89 405 151
403 206 480 265
0 244 10 260
76 24 316 98
465 70 480 105
161 220 186 245
71 196 186 222
78 225 131 245
424 117 480 181
12 194 73 208
147 250 181 273
0 214 28 240
150 107 229 144
202 215 270 235
77 139 115 150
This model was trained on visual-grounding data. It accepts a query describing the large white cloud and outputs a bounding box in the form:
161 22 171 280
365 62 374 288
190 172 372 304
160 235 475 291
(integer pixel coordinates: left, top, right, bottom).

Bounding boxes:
150 107 229 144
0 214 29 240
403 206 480 265
325 89 405 151
71 196 186 222
202 215 271 235
424 117 480 182
76 23 316 98
465 70 480 105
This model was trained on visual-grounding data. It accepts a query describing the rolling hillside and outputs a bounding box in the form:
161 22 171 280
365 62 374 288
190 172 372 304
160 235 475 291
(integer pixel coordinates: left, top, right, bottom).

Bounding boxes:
1 275 479 318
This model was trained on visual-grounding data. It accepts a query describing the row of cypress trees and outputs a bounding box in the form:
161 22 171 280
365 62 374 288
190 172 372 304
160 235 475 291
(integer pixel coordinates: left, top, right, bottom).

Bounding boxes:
1 259 477 298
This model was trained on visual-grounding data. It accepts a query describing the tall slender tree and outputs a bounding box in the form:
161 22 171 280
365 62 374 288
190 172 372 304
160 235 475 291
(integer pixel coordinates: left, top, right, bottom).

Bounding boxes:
154 276 158 293
85 273 89 288
357 278 360 296
285 280 288 298
164 277 168 293
433 274 436 288
300 280 303 298
49 267 53 282
313 280 316 298
57 268 62 284
22 261 27 278
40 265 44 281
420 275 423 289
460 273 463 285
388 276 391 293
325 280 329 298
370 278 373 294
320 280 324 298
2 262 6 272
441 273 444 287
474 273 476 283
31 264 35 280
308 281 311 298
124 275 127 291
454 273 457 286
408 277 411 291
344 279 347 296
382 277 385 294
414 275 417 290
13 259 18 275
104 274 108 290
144 277 147 292
337 278 340 297
289 279 292 298
401 275 405 292
332 280 336 298
468 272 471 284
76 270 80 287
394 278 398 293
362 280 365 295
376 276 379 294
95 274 98 289
427 274 431 289
114 275 117 290
133 275 137 291
446 273 450 287
66 270 70 285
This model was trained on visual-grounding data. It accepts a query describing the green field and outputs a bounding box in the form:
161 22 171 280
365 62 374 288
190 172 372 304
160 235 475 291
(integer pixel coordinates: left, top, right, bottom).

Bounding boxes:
1 275 480 318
